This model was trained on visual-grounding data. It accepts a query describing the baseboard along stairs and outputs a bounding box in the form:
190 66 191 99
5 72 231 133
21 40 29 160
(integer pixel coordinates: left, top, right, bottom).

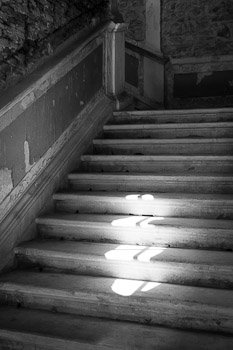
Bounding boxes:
1 108 233 349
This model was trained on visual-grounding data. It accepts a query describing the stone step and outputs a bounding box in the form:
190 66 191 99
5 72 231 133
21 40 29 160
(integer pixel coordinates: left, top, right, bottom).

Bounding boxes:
1 306 232 350
81 155 233 174
103 122 233 139
0 271 233 334
68 172 233 194
36 214 233 250
15 240 233 289
53 191 233 219
93 138 233 156
111 108 233 124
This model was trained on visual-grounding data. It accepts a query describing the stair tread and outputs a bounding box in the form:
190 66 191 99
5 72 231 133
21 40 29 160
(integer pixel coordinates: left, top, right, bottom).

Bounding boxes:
104 122 233 130
82 154 233 160
93 138 233 144
36 213 233 230
1 270 233 307
54 191 233 202
15 240 233 266
68 172 233 181
113 107 233 116
1 306 232 350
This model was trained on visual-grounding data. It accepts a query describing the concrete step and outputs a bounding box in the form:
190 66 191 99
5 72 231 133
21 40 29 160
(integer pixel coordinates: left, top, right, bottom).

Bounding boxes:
0 271 233 334
15 240 233 289
1 306 232 350
36 214 233 250
111 108 233 124
103 122 233 139
93 138 233 156
81 155 233 174
68 172 233 194
53 191 233 219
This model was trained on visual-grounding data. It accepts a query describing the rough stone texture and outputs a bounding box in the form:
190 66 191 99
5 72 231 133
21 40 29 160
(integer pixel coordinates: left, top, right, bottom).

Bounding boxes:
118 0 146 42
162 0 233 107
162 0 233 58
0 0 109 91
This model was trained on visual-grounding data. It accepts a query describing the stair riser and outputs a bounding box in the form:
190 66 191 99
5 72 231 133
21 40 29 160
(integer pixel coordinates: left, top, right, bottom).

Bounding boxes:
69 179 233 194
81 159 233 174
55 198 233 219
16 254 233 290
0 289 232 334
103 129 233 139
93 143 233 156
37 223 233 250
110 113 233 125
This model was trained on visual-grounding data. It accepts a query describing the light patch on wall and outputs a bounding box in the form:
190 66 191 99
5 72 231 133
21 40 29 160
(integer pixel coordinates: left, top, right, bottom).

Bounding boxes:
24 140 36 173
0 168 13 203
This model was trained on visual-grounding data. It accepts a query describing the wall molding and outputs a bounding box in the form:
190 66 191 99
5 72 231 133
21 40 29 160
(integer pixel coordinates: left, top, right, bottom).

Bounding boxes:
0 91 113 272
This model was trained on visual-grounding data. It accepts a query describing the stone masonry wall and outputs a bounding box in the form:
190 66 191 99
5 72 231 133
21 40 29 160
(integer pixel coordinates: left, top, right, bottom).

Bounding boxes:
118 0 146 42
162 0 233 107
162 0 233 58
0 0 109 91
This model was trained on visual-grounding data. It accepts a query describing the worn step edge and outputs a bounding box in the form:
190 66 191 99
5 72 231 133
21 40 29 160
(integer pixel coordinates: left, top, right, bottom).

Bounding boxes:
1 307 232 350
104 122 233 130
93 138 233 145
68 173 233 182
81 155 233 161
68 173 233 193
36 214 233 249
15 241 233 288
53 191 233 218
0 271 233 333
113 107 233 116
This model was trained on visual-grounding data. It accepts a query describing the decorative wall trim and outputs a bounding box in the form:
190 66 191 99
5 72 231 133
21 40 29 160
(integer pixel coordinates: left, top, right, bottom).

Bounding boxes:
0 91 113 272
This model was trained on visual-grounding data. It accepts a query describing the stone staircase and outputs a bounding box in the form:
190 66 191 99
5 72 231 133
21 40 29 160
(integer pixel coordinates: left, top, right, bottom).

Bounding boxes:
1 108 233 349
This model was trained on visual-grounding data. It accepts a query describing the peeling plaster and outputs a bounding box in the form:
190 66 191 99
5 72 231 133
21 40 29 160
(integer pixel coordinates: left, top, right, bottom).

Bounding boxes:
0 168 13 203
24 140 36 173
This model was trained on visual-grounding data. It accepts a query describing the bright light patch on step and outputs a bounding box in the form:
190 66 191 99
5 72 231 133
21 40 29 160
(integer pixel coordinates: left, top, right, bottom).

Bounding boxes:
125 194 140 200
125 194 155 201
111 279 144 296
111 279 161 296
111 216 165 228
141 282 161 292
137 247 166 262
105 245 146 261
142 194 154 201
139 217 164 227
111 216 145 227
105 245 166 262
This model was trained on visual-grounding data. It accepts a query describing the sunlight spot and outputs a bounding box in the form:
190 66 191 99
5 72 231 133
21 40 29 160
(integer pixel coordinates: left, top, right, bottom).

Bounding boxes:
141 194 154 201
139 217 165 227
111 216 144 227
111 279 144 296
125 194 140 201
137 247 167 262
105 245 146 261
141 282 161 292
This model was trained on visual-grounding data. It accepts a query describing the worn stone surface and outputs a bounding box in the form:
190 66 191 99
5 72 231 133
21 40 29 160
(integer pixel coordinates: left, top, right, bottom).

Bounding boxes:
162 0 233 58
0 0 109 91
